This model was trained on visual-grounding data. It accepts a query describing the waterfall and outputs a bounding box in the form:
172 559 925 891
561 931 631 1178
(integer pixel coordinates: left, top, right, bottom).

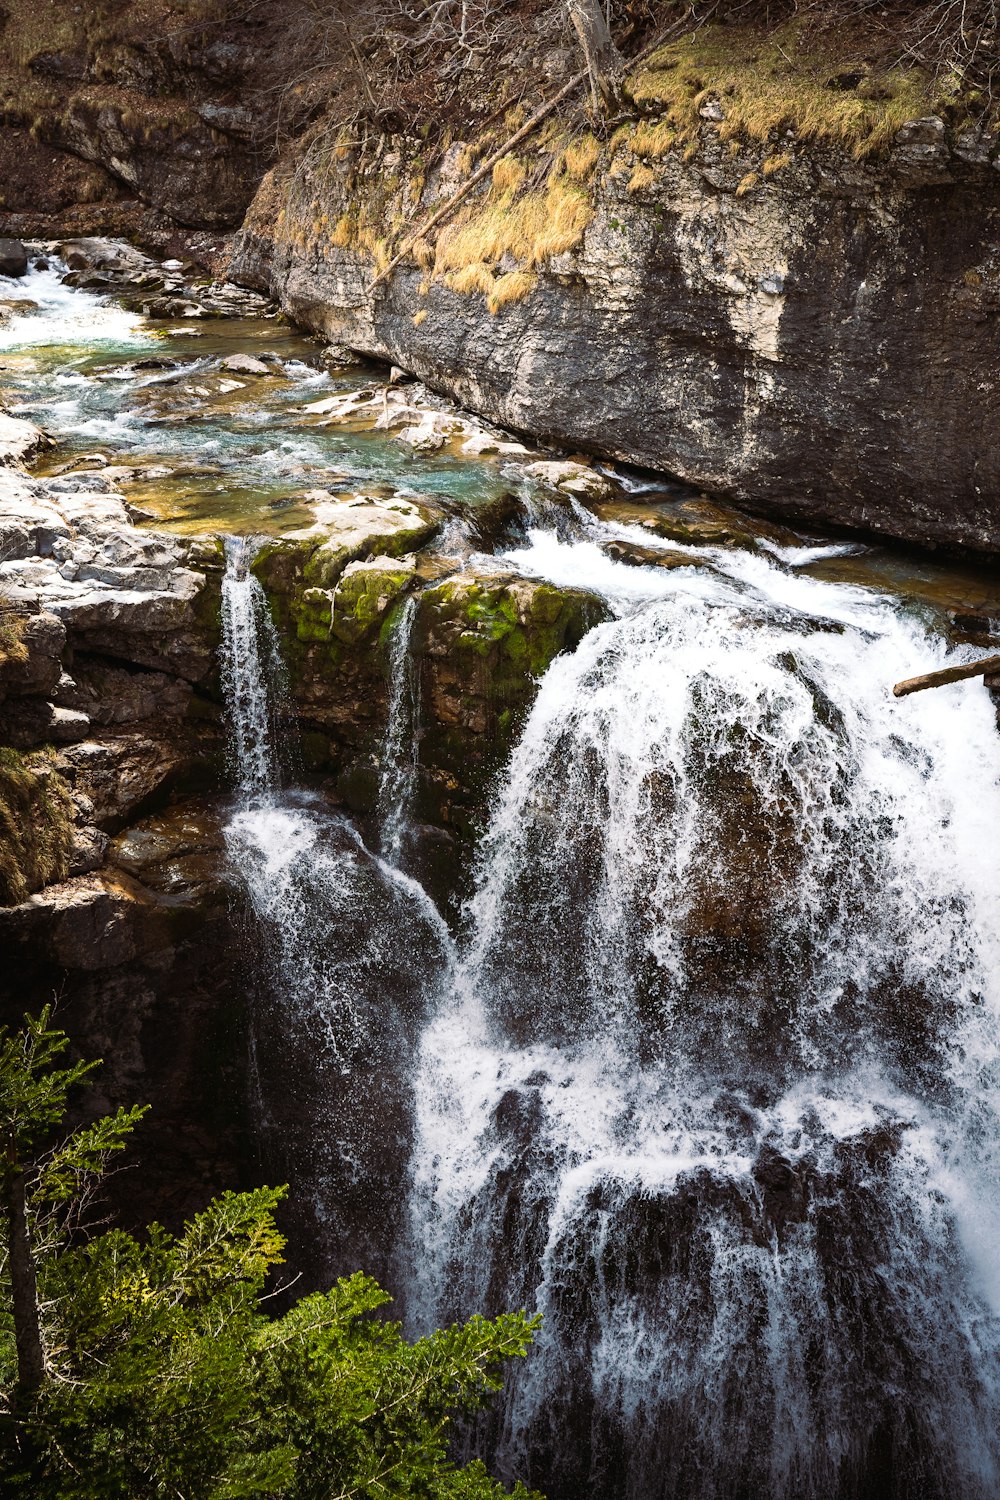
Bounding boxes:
377 593 420 864
402 535 1000 1500
220 534 286 801
218 518 1000 1495
218 538 453 1282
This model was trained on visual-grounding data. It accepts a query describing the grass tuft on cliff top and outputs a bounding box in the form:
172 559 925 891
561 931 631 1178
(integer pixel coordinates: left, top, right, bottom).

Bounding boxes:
629 19 962 158
433 166 591 308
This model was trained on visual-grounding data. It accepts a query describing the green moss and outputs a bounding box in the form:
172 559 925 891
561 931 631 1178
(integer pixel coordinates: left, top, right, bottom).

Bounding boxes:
0 748 75 906
331 565 414 646
427 577 606 684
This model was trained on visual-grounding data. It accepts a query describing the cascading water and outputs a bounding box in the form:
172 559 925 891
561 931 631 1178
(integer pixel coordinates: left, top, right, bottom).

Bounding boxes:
218 539 452 1281
215 497 1000 1499
220 534 287 800
401 531 1000 1500
376 593 420 865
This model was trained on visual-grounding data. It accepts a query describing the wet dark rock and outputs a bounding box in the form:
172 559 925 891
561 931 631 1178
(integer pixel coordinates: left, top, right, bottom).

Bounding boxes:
464 490 529 552
0 801 253 1233
601 538 701 569
0 237 28 278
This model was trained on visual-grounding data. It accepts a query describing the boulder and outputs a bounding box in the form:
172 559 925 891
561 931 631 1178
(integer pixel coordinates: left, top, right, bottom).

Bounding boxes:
523 459 613 500
55 734 216 829
0 239 28 278
220 353 271 376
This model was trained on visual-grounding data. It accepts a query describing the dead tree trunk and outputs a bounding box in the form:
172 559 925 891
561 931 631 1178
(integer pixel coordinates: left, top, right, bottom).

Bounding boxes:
892 654 1000 697
566 0 624 110
6 1139 44 1394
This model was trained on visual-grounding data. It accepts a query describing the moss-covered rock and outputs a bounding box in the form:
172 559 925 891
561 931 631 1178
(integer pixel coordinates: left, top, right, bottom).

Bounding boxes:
411 571 609 837
300 555 417 648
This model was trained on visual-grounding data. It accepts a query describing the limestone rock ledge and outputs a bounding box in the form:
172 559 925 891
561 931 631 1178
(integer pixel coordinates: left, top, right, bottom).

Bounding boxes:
231 128 1000 557
0 419 225 904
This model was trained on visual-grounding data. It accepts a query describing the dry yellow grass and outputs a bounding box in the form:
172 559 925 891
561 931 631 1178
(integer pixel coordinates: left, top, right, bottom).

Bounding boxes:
434 170 592 277
492 154 527 194
762 151 793 177
487 271 537 314
412 236 435 268
630 120 676 159
736 171 759 195
630 21 943 159
563 133 602 178
448 262 496 296
330 215 353 247
413 308 428 326
628 163 657 193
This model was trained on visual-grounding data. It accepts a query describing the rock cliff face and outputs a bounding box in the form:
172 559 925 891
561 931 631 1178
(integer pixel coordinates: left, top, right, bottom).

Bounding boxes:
0 414 248 1226
232 126 1000 556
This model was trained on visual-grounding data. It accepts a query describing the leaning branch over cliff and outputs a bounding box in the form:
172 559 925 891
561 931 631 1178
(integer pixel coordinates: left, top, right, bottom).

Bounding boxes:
368 67 590 292
893 655 1000 696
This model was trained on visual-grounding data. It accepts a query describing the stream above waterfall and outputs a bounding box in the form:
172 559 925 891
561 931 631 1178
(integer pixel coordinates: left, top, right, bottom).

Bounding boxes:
5 251 1000 1500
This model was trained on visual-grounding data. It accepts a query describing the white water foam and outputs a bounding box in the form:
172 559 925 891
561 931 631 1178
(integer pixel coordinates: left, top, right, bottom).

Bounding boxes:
403 521 1000 1498
376 593 421 864
0 263 153 352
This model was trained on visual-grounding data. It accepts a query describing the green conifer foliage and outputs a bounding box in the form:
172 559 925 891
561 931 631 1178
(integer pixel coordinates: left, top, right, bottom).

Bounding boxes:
0 1011 542 1500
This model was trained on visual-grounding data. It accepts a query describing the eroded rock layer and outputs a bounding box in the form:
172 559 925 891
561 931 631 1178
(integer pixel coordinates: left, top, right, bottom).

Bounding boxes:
232 128 1000 556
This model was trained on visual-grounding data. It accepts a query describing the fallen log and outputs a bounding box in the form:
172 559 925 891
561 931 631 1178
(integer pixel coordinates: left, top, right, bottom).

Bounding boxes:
367 69 591 295
892 654 1000 697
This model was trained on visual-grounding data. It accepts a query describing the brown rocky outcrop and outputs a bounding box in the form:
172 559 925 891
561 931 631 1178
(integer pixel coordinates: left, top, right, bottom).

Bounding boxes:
0 802 252 1230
